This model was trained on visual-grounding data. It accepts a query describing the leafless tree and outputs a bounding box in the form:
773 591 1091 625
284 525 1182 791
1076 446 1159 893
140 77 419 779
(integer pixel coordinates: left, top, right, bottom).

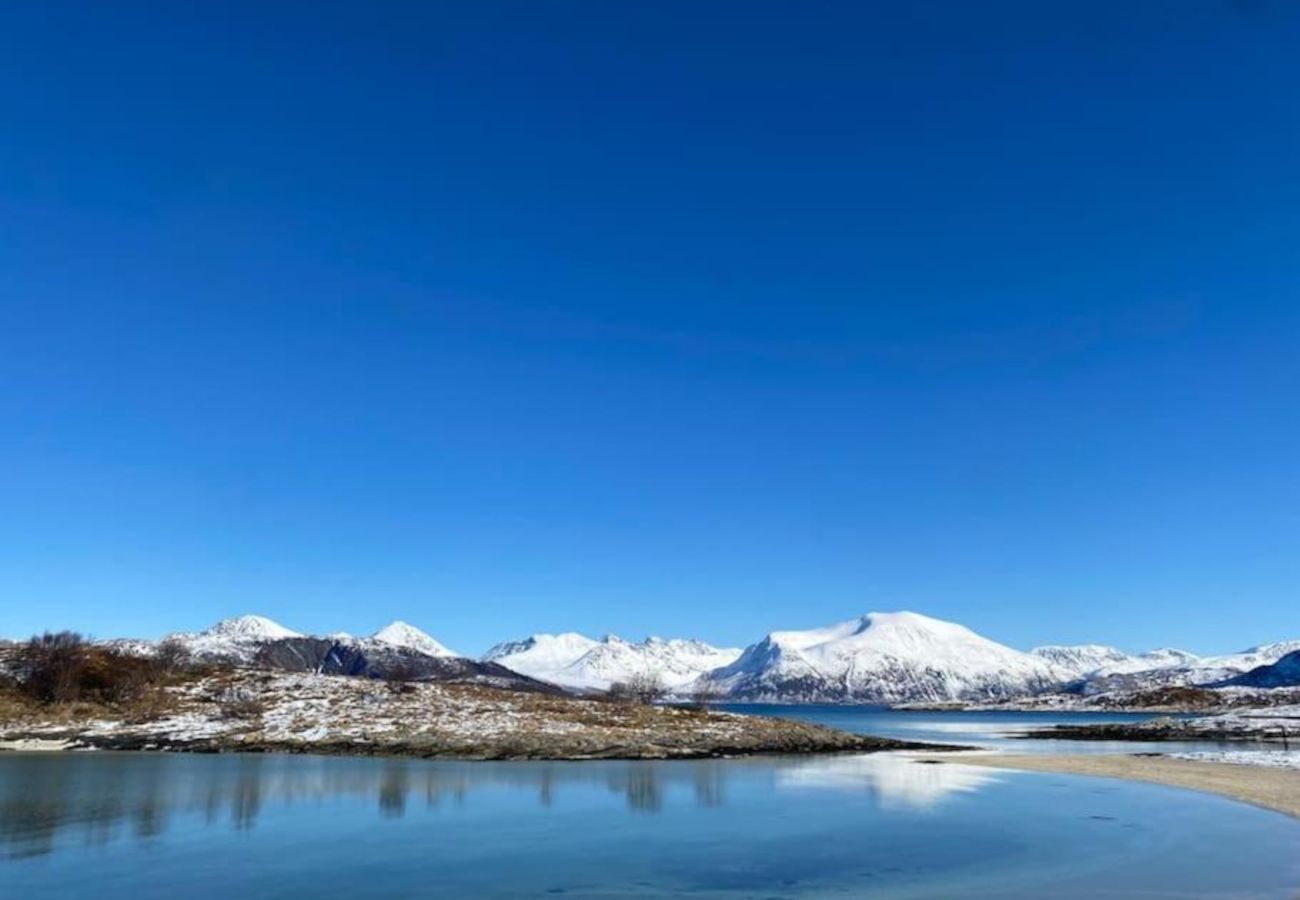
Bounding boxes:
689 679 725 713
152 638 192 676
608 672 667 705
16 631 91 703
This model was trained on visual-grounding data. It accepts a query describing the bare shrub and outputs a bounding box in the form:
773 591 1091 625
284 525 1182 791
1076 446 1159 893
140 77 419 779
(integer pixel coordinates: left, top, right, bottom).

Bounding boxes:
608 672 667 706
16 632 92 703
151 638 193 677
82 651 157 704
15 633 166 706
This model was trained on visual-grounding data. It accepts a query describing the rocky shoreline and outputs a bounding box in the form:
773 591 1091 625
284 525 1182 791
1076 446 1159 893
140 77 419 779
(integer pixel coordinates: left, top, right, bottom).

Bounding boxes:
899 686 1300 715
0 669 957 761
1012 711 1299 745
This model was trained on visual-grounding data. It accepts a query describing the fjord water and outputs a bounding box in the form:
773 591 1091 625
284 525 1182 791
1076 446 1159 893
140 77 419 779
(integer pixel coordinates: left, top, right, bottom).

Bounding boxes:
726 704 1209 754
3 750 1298 899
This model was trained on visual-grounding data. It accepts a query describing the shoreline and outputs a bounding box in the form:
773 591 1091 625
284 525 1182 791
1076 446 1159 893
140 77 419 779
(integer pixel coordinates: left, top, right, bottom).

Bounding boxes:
0 731 956 761
926 752 1300 819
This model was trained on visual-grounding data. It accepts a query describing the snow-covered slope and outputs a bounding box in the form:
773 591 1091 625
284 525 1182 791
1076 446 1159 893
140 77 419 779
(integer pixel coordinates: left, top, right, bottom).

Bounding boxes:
484 633 741 691
1031 645 1138 680
1203 641 1300 675
1030 645 1201 681
706 611 1060 703
370 621 458 658
1220 650 1300 688
168 615 304 662
1073 641 1300 694
558 637 741 691
482 633 600 678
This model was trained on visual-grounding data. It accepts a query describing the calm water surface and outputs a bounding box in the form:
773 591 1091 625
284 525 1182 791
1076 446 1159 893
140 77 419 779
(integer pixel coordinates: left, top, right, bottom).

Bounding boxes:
726 704 1218 754
2 748 1298 899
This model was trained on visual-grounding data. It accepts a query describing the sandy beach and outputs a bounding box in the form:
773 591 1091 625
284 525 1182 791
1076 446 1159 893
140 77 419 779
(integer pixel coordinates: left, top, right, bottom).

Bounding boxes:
932 753 1300 819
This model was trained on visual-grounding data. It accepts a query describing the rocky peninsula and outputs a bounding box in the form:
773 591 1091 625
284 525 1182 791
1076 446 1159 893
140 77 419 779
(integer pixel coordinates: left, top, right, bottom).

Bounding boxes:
0 667 950 760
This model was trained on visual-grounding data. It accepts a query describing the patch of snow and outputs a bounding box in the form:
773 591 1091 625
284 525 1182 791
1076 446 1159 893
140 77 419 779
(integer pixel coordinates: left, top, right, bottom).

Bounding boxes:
1169 750 1300 771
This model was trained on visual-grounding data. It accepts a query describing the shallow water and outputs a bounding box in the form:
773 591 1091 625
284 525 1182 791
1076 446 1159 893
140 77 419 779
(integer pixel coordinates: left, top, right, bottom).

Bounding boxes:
2 751 1297 898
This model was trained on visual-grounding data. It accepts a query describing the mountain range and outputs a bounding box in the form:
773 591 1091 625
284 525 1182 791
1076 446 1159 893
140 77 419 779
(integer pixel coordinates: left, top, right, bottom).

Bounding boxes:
81 611 1300 704
483 633 742 691
111 616 557 693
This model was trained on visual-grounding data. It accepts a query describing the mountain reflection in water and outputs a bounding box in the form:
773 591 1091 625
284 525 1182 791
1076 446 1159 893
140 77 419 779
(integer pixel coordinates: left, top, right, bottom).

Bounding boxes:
0 752 979 858
778 754 1002 811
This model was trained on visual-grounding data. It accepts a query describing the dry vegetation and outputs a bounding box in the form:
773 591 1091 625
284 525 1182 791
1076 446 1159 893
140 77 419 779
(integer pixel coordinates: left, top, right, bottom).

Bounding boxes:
0 632 212 727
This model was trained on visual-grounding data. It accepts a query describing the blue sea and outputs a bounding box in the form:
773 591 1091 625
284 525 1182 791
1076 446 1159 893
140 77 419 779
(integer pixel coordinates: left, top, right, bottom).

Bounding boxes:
2 709 1297 898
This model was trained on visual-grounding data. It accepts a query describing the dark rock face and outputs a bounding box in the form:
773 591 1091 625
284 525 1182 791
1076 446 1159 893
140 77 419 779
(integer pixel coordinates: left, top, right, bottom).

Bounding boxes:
253 638 336 672
1218 650 1300 689
245 638 565 693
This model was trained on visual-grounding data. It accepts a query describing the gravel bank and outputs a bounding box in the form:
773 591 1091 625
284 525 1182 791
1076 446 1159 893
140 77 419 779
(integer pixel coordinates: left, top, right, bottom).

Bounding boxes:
929 753 1300 819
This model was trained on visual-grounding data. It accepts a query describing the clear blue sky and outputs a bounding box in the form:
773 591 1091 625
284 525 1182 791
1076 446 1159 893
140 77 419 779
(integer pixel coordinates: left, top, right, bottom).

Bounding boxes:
2 1 1297 655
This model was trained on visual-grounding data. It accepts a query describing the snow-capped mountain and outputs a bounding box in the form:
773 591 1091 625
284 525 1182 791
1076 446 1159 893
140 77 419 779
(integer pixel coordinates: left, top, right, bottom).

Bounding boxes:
167 615 305 662
161 615 464 668
371 621 458 658
54 610 1300 705
705 611 1060 703
484 633 741 691
141 615 560 692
